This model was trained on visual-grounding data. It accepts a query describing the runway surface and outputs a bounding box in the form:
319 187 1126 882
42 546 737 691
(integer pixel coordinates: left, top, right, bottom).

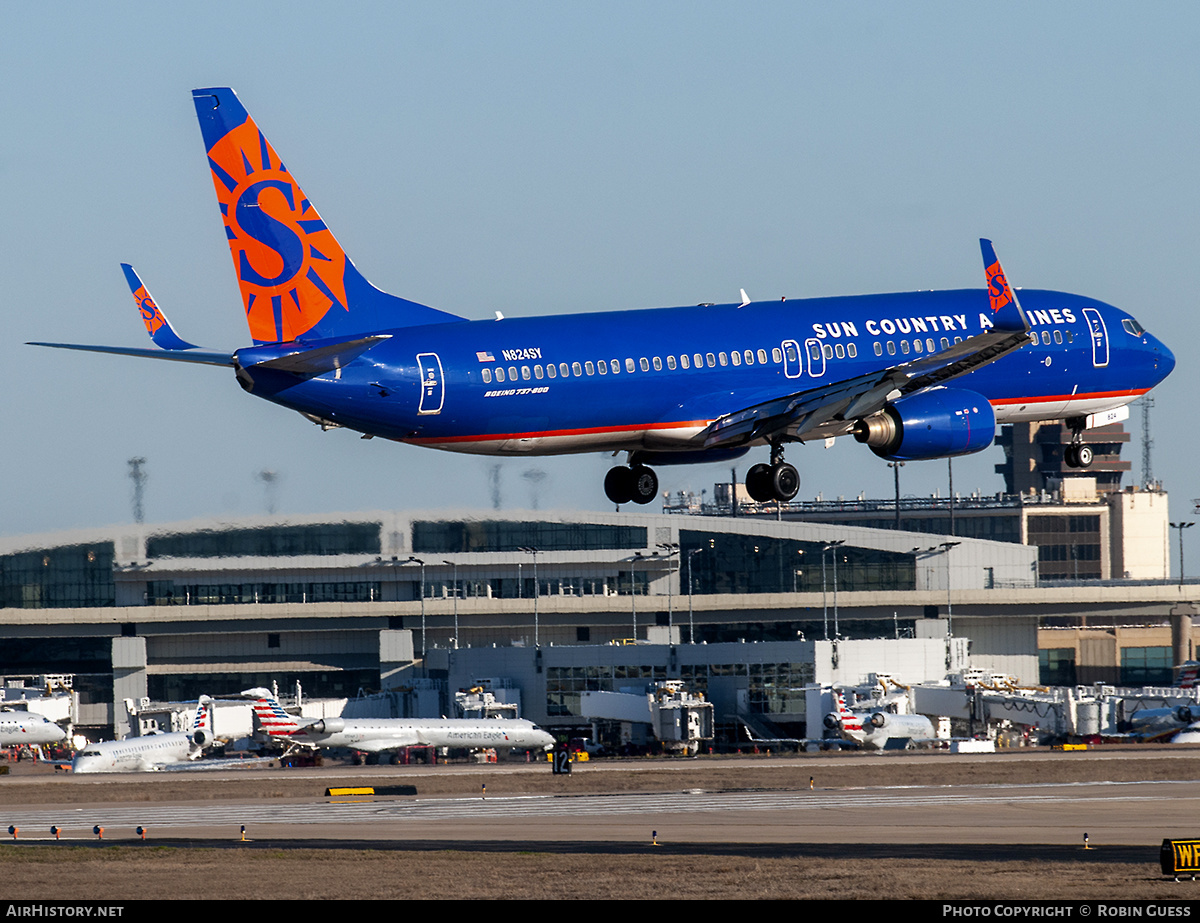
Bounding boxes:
3 778 1194 848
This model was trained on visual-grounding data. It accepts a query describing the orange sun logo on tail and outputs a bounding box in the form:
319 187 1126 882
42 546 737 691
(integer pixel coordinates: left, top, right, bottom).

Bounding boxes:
204 118 350 343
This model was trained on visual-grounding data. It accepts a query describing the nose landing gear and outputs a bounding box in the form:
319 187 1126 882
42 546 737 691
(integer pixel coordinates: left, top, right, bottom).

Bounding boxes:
1063 421 1094 469
745 443 800 503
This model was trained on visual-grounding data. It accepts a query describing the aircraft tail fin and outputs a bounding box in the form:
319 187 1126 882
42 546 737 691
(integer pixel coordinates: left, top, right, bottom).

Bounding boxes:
122 263 200 350
242 687 302 737
833 690 864 733
189 695 216 751
192 87 465 346
979 239 1030 333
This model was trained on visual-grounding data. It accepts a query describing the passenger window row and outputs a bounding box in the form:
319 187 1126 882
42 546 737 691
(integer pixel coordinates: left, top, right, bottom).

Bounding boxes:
479 345 823 384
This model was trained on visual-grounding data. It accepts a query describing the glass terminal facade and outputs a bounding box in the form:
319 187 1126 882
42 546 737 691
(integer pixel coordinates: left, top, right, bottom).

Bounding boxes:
146 523 381 558
679 530 914 595
412 520 646 554
0 544 115 609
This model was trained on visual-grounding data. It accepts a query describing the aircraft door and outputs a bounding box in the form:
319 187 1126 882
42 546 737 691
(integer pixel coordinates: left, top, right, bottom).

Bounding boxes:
782 339 803 379
805 338 826 378
417 352 445 414
1081 308 1109 368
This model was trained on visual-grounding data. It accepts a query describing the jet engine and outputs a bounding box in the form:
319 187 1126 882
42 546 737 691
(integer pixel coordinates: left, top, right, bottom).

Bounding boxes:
822 713 842 731
1176 705 1200 725
853 388 995 461
310 717 345 735
191 727 216 748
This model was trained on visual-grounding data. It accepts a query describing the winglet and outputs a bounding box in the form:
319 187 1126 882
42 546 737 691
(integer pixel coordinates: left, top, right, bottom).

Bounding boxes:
122 263 200 350
979 239 1029 333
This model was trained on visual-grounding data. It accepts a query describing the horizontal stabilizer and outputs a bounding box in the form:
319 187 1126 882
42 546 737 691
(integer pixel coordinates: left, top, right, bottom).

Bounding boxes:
27 342 234 366
239 335 391 376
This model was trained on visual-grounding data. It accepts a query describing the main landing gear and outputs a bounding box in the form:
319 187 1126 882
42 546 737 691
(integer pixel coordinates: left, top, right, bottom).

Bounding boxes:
604 464 659 505
745 443 801 503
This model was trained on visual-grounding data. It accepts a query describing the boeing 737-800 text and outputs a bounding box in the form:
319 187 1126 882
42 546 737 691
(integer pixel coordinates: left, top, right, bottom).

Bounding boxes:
30 88 1174 503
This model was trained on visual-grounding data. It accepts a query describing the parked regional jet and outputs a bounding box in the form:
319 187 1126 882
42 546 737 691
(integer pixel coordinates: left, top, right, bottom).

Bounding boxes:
823 690 936 750
0 710 66 747
72 696 218 773
243 688 555 755
30 88 1174 503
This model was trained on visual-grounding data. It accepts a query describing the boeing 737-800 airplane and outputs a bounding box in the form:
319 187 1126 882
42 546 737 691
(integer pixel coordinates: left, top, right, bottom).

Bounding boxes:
31 88 1174 503
244 688 555 755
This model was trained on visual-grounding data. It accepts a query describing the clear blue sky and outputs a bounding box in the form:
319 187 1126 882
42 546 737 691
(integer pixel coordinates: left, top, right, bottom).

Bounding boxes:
3 3 1196 565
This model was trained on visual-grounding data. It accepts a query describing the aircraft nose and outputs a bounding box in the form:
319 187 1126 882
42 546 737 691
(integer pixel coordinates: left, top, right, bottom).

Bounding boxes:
1153 335 1176 381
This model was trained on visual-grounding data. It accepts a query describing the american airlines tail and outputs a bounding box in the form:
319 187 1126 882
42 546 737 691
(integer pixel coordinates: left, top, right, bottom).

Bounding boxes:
244 687 303 737
189 694 216 751
191 87 465 345
833 690 864 735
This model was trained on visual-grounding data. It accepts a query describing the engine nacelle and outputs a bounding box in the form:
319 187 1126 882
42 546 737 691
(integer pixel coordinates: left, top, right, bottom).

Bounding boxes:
191 727 216 748
311 717 345 735
822 713 841 731
853 388 996 461
869 712 888 729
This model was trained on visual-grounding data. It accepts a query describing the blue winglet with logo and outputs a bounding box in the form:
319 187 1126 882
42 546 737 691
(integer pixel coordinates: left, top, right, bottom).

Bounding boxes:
121 263 199 350
980 238 1030 333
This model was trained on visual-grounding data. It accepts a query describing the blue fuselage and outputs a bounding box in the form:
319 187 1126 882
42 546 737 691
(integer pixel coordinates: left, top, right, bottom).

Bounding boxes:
236 287 1173 458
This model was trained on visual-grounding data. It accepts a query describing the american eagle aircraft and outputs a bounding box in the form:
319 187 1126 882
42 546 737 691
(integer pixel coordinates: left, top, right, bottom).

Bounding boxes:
824 690 936 751
31 88 1175 503
72 696 218 773
243 688 554 755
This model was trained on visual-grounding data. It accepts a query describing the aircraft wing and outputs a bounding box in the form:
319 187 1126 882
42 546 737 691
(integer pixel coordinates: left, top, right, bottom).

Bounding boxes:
156 755 279 771
702 326 1029 448
702 238 1031 449
351 732 420 753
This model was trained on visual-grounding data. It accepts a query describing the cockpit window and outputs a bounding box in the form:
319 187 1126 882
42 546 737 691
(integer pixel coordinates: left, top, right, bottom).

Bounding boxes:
1122 318 1144 336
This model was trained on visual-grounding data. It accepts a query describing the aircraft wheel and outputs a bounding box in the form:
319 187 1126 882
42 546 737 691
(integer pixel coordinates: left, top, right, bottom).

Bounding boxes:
1064 444 1079 468
629 465 659 505
1075 444 1093 468
604 466 635 505
771 463 800 502
745 464 774 503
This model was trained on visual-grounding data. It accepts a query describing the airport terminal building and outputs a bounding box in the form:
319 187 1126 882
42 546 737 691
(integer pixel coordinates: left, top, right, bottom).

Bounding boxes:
2 506 1196 738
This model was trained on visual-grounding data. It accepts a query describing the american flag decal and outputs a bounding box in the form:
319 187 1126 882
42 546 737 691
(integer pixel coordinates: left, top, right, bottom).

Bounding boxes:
476 351 495 362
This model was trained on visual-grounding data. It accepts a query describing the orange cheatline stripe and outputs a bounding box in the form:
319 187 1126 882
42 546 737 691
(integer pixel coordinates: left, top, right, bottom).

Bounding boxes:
407 419 710 446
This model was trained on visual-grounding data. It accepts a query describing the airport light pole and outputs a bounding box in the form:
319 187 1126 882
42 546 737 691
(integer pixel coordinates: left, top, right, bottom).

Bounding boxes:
443 560 459 649
820 540 845 639
657 542 679 639
408 556 426 656
888 461 905 530
939 541 960 633
1171 522 1193 587
519 547 539 646
686 547 704 644
629 552 657 640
